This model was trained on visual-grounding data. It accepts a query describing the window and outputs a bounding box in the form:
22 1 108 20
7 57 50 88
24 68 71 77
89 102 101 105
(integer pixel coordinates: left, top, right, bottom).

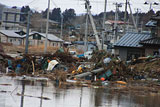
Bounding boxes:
5 13 8 21
14 14 17 22
33 34 41 40
33 35 36 39
153 51 159 56
10 39 12 42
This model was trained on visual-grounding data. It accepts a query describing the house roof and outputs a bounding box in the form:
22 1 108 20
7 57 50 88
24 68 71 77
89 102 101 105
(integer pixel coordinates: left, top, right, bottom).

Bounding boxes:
145 20 157 27
72 41 96 45
105 20 125 25
151 16 160 20
28 31 63 42
37 19 59 24
0 30 24 38
114 32 151 48
139 37 160 46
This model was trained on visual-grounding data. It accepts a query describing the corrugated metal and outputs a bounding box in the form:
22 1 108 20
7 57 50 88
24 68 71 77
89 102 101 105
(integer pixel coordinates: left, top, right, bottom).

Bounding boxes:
114 32 151 48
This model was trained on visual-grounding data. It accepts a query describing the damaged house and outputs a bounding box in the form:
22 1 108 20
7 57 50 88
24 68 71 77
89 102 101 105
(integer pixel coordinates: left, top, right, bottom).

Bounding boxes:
0 30 24 45
114 14 160 61
23 31 63 47
139 15 160 56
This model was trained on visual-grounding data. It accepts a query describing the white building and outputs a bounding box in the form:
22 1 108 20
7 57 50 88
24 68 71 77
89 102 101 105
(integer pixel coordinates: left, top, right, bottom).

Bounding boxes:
1 7 21 30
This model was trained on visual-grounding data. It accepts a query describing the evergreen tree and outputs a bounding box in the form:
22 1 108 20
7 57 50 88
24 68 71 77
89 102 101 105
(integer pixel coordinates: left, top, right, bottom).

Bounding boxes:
62 8 76 22
50 8 61 22
20 6 30 22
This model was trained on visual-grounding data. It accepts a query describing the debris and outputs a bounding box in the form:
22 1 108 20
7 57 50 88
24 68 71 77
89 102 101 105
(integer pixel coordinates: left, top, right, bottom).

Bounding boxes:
0 90 11 93
0 45 159 89
47 60 59 71
0 84 12 86
116 81 127 85
75 68 104 78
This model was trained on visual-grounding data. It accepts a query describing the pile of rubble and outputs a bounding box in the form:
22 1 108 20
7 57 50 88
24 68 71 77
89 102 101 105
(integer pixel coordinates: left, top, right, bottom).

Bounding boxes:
129 57 160 79
74 50 160 83
0 44 86 81
1 43 160 84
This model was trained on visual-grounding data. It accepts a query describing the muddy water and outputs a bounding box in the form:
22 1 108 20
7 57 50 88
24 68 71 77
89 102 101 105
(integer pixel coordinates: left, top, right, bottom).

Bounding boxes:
0 76 159 107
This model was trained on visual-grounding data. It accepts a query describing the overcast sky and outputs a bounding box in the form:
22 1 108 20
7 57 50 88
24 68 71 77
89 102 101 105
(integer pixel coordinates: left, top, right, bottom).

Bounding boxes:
0 0 159 14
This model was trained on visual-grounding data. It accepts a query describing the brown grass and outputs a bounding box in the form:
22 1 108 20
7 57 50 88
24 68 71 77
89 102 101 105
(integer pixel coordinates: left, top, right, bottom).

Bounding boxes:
2 44 59 54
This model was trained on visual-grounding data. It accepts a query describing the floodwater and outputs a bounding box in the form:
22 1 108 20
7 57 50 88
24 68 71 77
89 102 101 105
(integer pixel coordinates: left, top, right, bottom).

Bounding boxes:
0 76 160 107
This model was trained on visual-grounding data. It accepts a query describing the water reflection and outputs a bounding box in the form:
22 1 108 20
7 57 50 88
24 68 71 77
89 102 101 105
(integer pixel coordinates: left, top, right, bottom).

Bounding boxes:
40 83 44 107
79 87 83 107
0 76 160 107
20 80 25 107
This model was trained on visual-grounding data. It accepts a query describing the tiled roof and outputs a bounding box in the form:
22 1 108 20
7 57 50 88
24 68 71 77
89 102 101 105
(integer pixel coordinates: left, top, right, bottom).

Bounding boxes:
105 20 126 25
114 32 151 48
151 16 160 20
139 37 160 46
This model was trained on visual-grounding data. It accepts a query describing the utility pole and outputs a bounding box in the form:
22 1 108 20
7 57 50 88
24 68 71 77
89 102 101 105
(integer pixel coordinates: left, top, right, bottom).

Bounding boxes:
84 2 89 52
60 13 63 39
25 11 31 54
149 3 152 10
102 0 107 29
85 0 101 50
102 0 107 50
128 2 138 32
113 3 118 43
124 0 128 33
135 8 140 30
113 3 120 44
140 21 143 33
44 0 50 53
41 13 43 33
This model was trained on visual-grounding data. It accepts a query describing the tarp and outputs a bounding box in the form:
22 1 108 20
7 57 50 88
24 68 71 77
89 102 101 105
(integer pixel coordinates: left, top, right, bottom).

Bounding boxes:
47 60 59 71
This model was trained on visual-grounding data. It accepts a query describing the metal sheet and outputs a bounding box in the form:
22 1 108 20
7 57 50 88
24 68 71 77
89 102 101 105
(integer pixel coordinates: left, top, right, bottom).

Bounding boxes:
114 32 151 48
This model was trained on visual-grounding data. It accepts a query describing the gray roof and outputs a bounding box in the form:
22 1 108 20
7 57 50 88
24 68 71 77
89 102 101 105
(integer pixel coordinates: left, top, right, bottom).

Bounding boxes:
145 20 157 27
28 31 63 42
114 32 151 48
0 30 24 38
38 19 59 24
140 37 160 46
151 16 160 20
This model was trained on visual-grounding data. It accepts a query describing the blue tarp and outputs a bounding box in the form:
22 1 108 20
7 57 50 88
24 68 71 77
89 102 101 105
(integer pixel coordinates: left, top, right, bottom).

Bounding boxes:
77 54 84 58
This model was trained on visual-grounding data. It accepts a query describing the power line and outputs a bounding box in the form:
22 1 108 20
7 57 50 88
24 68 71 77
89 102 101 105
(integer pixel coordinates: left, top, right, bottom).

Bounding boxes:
50 0 58 8
27 0 38 5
